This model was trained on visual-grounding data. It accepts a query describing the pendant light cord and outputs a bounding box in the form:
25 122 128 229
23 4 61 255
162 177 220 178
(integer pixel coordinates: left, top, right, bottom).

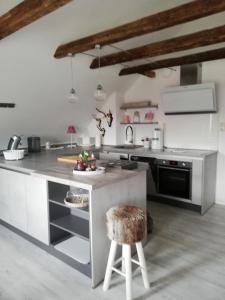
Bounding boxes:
98 46 101 85
70 55 74 89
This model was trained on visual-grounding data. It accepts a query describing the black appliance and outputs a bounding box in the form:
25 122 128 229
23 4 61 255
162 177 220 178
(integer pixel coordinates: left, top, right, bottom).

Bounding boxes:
156 159 192 200
27 136 41 153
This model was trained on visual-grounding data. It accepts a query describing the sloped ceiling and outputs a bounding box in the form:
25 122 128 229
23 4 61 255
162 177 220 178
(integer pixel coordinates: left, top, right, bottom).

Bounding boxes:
0 0 224 148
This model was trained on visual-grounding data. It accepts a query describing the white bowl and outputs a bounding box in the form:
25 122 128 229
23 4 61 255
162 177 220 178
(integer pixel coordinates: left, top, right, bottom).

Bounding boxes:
3 150 25 161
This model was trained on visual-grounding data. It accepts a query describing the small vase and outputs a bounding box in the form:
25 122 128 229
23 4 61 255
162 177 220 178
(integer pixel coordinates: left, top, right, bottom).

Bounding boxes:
133 111 140 123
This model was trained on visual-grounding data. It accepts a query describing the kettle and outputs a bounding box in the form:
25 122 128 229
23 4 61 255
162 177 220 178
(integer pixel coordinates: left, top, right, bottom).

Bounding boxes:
7 135 22 150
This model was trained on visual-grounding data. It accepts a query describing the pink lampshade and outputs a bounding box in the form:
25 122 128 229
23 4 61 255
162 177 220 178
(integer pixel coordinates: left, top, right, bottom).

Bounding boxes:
67 125 76 134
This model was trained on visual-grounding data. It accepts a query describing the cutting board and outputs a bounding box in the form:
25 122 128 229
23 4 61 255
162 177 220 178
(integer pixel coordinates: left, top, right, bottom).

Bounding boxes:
57 155 93 164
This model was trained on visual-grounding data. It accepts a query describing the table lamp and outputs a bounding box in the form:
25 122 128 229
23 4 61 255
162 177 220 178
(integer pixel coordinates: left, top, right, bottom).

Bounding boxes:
67 125 76 148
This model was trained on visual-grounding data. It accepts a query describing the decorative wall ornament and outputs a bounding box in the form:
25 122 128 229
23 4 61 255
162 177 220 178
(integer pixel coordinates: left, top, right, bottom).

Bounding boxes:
95 117 106 137
93 108 113 136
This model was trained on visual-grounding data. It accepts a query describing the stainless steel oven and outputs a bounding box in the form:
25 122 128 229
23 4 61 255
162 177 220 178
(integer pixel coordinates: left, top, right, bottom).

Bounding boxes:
156 159 192 200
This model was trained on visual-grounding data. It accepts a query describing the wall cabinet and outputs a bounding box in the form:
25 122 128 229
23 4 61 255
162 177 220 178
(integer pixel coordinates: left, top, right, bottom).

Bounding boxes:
0 168 49 244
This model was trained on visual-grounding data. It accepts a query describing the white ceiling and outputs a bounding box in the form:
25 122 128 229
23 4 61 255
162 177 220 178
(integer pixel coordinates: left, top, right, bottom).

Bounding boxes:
1 0 224 68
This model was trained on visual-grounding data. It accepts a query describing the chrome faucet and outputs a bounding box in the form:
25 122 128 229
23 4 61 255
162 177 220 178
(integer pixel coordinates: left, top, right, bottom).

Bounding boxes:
125 125 133 144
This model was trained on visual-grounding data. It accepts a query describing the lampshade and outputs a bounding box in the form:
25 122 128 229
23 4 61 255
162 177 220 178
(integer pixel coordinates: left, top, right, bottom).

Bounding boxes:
68 88 78 103
67 125 76 134
94 84 106 102
94 45 106 102
68 54 78 103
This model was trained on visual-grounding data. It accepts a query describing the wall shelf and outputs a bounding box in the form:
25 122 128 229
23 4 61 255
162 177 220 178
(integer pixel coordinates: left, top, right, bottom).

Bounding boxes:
120 122 158 125
0 103 15 108
120 101 158 110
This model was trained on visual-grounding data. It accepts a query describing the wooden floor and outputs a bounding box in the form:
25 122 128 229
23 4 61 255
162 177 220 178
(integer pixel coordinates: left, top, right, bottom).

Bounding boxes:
1 202 225 299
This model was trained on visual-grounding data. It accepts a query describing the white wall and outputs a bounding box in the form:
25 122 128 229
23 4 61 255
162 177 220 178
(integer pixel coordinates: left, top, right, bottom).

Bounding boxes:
119 69 180 145
105 60 225 205
202 61 225 205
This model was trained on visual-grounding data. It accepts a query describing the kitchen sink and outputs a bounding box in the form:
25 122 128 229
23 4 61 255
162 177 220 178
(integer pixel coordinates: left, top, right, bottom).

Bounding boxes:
113 145 142 149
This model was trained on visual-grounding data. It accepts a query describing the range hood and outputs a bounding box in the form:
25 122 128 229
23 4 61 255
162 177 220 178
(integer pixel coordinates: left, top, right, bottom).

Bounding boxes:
162 64 217 115
180 63 202 86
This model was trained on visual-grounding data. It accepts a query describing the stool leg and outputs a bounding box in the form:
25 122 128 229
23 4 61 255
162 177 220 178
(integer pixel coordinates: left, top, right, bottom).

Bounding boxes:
136 242 150 289
123 244 132 300
122 245 126 273
103 240 117 291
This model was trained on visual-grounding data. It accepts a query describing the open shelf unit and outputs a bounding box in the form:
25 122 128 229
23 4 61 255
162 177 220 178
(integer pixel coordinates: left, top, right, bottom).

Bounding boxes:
54 235 90 264
49 198 89 220
48 181 90 267
50 214 89 239
120 121 158 125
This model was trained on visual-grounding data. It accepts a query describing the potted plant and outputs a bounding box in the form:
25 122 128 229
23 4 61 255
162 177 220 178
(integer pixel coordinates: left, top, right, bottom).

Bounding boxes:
75 151 96 171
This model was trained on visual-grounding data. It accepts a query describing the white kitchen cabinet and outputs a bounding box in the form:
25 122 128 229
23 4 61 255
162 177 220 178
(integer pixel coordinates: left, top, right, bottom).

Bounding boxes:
0 168 27 232
26 176 49 245
0 168 12 224
162 83 216 114
0 168 49 244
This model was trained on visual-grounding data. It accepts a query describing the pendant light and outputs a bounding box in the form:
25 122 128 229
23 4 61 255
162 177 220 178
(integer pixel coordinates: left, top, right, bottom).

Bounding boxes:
68 53 78 103
94 44 106 102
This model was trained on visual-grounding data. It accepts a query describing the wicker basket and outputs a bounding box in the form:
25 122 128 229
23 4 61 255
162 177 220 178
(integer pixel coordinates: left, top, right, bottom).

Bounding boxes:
64 191 89 208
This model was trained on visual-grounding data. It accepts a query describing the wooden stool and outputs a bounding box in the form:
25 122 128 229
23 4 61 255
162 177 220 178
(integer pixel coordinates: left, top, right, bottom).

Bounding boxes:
103 205 150 300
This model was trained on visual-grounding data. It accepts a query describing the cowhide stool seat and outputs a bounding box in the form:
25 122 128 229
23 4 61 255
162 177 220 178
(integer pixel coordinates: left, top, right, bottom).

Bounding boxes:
103 205 150 300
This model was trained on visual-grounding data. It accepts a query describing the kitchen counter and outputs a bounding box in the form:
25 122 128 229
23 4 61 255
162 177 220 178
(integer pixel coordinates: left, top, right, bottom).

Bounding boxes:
0 146 216 192
101 145 217 160
0 145 217 286
0 148 147 190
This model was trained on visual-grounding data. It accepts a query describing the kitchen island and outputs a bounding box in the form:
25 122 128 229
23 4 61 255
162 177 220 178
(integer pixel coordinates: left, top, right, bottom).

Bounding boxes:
0 149 147 288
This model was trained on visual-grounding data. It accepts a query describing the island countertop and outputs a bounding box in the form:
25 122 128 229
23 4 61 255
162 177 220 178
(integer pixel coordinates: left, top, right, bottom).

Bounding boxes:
0 148 147 190
0 147 147 288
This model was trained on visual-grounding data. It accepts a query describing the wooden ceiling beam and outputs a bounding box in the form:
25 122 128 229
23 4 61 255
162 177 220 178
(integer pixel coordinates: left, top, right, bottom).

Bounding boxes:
54 0 225 58
139 70 156 78
119 48 225 76
90 24 225 69
0 0 72 40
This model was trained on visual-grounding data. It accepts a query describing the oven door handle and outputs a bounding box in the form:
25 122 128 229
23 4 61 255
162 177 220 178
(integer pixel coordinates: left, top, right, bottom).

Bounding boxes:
158 165 191 172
